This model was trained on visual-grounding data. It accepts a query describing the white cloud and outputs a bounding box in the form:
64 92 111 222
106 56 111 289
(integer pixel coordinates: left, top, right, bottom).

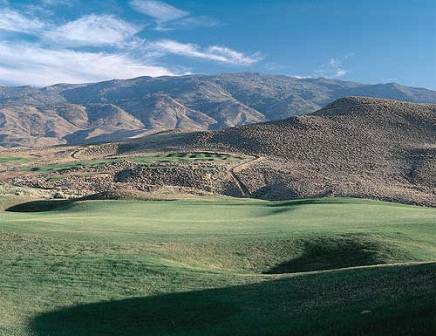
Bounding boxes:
21 0 75 17
0 41 176 86
328 58 348 77
0 8 46 33
149 40 262 65
130 0 216 31
44 15 140 47
130 0 188 22
291 75 313 79
0 4 263 86
314 56 352 78
154 15 218 31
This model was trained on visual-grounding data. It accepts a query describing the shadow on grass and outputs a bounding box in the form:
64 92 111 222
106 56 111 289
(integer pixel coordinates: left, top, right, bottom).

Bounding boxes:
4 194 179 213
4 196 351 214
264 235 399 274
5 199 77 212
29 263 436 336
264 198 347 215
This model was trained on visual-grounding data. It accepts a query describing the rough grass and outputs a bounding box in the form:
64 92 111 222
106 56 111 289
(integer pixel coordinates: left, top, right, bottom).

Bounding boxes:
0 156 32 164
25 159 119 173
15 152 243 175
0 197 435 335
127 152 244 165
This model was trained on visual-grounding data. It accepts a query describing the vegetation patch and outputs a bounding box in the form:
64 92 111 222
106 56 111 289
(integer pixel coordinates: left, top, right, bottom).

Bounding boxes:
0 156 32 164
127 152 244 165
26 159 119 174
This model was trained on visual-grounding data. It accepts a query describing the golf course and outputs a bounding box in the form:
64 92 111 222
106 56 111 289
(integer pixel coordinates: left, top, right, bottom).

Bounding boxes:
0 197 435 335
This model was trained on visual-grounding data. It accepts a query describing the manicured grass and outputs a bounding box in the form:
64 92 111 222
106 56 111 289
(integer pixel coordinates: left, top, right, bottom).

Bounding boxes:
0 197 435 335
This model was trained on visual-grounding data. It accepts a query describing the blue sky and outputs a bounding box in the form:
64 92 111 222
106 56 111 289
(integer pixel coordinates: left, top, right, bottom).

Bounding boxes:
0 0 435 88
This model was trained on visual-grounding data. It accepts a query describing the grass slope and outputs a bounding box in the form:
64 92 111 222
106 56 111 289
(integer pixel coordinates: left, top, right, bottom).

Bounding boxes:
0 197 435 335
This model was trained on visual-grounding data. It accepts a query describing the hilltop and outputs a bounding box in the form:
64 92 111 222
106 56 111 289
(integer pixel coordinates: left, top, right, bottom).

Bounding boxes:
1 74 436 147
116 97 436 205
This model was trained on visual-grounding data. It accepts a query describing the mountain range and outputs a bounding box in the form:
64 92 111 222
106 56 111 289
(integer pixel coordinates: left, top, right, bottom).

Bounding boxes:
1 73 436 148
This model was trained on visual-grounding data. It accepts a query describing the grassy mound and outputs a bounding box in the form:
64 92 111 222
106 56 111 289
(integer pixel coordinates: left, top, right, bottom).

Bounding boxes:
264 234 414 274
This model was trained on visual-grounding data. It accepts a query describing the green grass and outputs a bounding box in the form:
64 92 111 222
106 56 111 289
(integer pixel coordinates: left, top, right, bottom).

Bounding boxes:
25 159 119 173
0 197 435 335
0 156 32 165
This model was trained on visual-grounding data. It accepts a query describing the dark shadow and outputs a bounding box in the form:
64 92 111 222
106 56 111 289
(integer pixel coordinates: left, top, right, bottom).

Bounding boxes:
5 195 180 213
265 198 346 207
5 199 77 212
29 263 436 336
264 236 391 274
261 198 347 216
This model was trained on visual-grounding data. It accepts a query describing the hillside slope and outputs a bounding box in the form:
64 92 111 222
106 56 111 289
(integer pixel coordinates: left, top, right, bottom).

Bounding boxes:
1 74 436 147
119 97 435 205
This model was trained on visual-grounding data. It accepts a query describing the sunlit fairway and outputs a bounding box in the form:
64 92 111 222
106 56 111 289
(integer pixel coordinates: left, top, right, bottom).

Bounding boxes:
0 197 435 335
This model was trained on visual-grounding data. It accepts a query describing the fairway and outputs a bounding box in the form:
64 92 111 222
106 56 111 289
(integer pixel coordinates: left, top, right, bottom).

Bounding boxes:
0 197 435 335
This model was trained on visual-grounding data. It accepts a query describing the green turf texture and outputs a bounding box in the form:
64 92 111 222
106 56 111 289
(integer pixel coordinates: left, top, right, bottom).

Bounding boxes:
0 197 435 335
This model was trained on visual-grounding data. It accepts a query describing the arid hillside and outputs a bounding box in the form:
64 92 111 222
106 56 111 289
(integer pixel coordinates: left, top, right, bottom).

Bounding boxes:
1 74 436 147
1 97 434 206
118 97 436 205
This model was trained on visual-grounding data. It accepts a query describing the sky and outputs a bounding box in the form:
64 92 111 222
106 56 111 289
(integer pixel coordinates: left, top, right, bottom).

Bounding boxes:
0 0 435 88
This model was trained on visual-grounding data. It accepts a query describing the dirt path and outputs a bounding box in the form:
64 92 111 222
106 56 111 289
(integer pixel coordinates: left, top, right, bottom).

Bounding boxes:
229 156 263 197
70 148 82 160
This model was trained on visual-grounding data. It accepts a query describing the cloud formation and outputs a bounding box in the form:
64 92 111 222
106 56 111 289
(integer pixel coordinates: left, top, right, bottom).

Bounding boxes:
314 55 352 78
149 40 262 65
44 15 140 47
327 58 347 77
130 0 188 22
130 0 217 30
0 41 175 86
0 1 262 86
0 8 46 33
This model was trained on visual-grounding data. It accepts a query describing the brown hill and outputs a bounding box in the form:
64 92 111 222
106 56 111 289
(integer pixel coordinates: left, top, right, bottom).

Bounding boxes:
120 97 435 205
1 74 436 148
3 97 434 206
